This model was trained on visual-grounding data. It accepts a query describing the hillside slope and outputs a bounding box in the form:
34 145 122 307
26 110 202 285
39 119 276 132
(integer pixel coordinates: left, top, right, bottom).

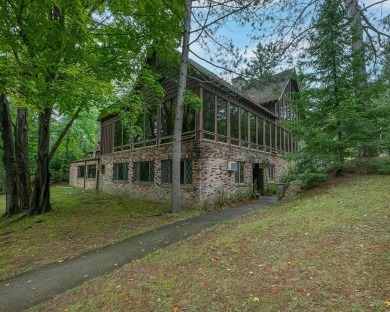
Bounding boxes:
32 175 390 312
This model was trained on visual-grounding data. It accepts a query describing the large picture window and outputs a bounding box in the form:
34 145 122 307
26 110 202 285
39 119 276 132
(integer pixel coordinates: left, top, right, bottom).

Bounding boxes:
230 105 239 144
161 98 175 137
240 109 248 144
134 162 154 182
114 121 131 151
203 91 215 133
217 97 227 141
258 117 263 147
250 113 256 144
113 163 128 181
235 162 245 183
161 159 193 185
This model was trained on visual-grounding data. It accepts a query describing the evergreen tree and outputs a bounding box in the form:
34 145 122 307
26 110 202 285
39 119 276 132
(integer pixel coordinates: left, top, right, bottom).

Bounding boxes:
286 0 384 183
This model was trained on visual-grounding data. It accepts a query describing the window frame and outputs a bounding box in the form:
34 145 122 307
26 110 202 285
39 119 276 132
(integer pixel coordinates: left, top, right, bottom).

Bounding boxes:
161 159 193 185
87 164 97 179
133 161 154 183
113 163 129 181
77 165 85 179
234 162 245 184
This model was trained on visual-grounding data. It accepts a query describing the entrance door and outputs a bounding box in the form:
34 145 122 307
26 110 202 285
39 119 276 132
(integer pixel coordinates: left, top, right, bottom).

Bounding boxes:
252 164 264 194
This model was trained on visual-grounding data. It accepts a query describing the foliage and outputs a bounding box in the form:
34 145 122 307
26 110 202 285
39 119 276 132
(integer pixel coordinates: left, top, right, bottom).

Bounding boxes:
284 0 387 182
264 181 277 195
0 186 202 280
183 90 203 111
243 42 280 82
28 175 390 311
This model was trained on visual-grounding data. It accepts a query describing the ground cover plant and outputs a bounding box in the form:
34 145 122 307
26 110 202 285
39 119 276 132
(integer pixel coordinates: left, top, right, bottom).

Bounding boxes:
29 175 390 311
0 186 201 280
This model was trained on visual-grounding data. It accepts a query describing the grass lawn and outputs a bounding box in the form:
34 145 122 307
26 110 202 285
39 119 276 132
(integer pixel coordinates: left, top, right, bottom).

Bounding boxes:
29 175 390 312
0 186 202 280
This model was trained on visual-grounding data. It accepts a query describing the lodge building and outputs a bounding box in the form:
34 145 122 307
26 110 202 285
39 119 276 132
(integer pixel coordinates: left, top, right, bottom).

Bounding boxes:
69 59 299 208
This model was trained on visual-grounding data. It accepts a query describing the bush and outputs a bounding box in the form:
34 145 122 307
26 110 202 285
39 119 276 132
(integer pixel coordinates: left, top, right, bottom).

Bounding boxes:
264 181 277 195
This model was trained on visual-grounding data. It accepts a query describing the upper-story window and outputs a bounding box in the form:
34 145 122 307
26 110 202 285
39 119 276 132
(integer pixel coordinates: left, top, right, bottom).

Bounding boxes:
114 121 131 151
203 91 215 138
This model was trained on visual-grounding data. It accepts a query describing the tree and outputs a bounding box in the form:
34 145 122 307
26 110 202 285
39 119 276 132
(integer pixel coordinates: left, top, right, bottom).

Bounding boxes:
0 0 183 216
170 0 261 213
285 0 385 182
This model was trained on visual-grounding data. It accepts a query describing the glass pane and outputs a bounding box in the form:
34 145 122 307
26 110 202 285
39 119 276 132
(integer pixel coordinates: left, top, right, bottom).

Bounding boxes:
240 109 248 142
265 121 270 148
271 123 275 150
162 160 171 184
203 91 215 133
230 105 239 139
250 113 256 144
217 98 227 136
180 160 192 184
161 98 175 137
88 165 96 179
183 104 195 132
145 107 157 140
258 117 263 146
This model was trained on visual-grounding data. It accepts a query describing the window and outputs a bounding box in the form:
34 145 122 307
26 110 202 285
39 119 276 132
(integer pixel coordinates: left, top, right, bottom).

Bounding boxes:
87 164 96 179
203 91 215 133
258 117 263 146
240 109 248 143
113 163 128 181
217 97 227 142
161 98 175 137
235 162 245 183
269 165 275 181
161 159 193 185
134 162 154 182
250 113 256 144
77 165 85 178
114 121 131 151
230 105 239 144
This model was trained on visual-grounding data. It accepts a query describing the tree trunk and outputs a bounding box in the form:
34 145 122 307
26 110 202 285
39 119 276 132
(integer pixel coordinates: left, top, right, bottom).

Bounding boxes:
30 108 52 215
171 0 192 213
0 94 20 215
15 107 31 210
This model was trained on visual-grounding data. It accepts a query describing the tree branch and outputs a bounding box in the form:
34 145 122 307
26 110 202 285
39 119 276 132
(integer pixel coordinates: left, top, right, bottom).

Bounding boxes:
48 103 84 160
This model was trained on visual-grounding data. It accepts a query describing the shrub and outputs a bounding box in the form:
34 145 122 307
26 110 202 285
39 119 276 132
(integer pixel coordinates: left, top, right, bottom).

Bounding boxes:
264 181 277 195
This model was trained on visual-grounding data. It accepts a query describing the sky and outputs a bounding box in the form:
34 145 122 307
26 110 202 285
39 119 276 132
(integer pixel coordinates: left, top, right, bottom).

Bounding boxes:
189 0 390 82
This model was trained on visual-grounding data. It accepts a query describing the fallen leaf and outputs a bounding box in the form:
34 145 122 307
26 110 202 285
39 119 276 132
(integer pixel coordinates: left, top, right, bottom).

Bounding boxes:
173 308 179 312
253 297 260 302
5 283 10 287
384 301 390 307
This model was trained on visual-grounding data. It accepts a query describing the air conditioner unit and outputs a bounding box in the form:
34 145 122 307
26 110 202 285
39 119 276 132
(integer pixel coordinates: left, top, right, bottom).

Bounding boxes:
227 161 237 171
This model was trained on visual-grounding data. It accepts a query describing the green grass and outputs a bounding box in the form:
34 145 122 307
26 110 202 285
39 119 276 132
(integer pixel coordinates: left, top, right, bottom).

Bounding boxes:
29 175 390 312
0 186 202 280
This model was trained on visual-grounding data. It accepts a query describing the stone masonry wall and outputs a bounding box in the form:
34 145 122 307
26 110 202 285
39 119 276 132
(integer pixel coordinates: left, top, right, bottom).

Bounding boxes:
70 140 289 208
69 159 99 191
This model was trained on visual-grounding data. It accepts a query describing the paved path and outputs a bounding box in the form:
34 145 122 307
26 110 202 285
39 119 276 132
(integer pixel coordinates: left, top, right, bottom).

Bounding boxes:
0 196 277 312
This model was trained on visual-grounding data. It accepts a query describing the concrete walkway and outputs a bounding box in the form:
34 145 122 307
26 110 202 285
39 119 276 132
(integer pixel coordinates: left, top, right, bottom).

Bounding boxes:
0 196 277 312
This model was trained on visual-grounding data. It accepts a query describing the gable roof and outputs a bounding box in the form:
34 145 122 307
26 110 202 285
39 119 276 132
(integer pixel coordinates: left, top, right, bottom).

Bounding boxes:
238 69 296 105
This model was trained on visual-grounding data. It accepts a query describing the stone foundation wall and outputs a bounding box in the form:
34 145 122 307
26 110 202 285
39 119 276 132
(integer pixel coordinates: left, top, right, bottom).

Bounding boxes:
69 159 99 191
69 140 289 208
